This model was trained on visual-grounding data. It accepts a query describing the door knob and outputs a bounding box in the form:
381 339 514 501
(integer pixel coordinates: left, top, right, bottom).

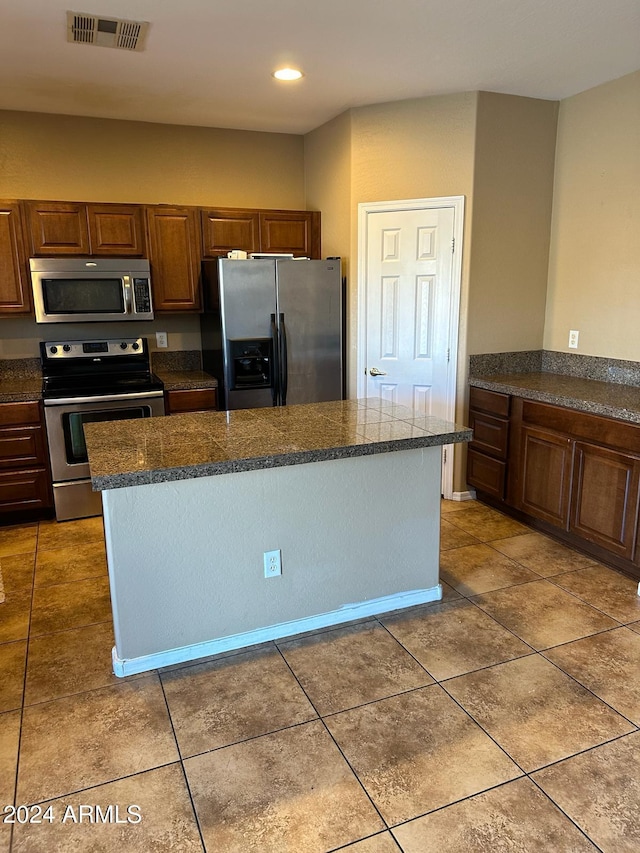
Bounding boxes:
369 367 388 376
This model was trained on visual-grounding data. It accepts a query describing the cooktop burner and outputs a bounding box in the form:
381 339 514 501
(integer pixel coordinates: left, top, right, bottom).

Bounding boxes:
40 337 164 400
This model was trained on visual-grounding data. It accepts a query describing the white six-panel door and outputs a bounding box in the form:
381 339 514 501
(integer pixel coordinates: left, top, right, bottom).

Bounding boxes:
358 197 464 498
364 206 455 411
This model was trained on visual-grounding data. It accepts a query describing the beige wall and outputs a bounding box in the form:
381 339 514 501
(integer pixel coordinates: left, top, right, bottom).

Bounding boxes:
0 110 304 207
304 110 352 268
350 93 477 402
468 92 558 354
0 109 306 357
544 70 640 359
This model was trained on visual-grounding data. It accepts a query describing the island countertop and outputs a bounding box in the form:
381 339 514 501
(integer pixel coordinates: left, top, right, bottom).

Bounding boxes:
85 399 472 491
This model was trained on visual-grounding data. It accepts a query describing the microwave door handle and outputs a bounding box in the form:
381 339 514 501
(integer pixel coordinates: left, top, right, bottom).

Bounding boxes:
270 313 279 406
123 275 132 314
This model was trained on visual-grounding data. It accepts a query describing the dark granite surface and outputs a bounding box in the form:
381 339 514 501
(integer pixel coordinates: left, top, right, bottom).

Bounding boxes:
0 359 42 402
155 368 218 392
85 399 472 491
470 372 640 424
470 351 640 387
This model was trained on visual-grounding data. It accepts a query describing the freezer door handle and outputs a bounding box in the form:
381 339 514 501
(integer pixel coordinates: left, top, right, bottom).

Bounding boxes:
270 313 280 406
279 312 288 406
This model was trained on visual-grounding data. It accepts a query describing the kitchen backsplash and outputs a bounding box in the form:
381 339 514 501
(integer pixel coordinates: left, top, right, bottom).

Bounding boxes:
0 358 41 380
150 350 202 372
470 350 640 388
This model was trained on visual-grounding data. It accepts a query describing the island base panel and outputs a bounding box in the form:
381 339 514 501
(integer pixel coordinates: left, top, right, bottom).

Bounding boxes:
101 447 443 674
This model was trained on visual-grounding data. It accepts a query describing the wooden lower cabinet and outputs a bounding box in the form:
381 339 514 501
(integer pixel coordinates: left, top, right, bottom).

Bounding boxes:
165 388 217 414
467 388 640 580
518 425 573 528
570 441 640 560
0 401 53 518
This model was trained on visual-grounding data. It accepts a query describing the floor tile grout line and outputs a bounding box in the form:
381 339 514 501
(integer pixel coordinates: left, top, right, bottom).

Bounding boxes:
464 594 622 654
526 775 607 853
8 759 183 810
543 572 636 624
26 618 113 645
272 643 390 832
438 669 640 783
327 828 401 852
11 541 38 830
539 653 640 730
156 675 207 853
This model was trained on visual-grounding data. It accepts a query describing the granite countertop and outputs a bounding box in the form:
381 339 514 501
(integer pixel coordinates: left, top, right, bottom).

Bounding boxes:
85 399 472 491
154 368 218 392
470 372 640 425
0 359 42 403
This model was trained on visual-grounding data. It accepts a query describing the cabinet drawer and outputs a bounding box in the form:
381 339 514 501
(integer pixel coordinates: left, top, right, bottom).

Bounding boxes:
0 425 47 468
0 468 52 512
469 386 510 418
467 448 506 500
469 410 509 459
0 401 41 427
165 388 217 414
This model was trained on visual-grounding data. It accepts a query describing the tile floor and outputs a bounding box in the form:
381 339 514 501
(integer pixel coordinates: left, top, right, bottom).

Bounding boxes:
1 501 640 851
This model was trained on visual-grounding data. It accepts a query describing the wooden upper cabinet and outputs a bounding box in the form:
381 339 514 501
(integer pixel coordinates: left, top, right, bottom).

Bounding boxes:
201 207 321 259
201 209 259 257
259 210 320 258
26 201 145 257
0 201 31 313
86 204 145 256
146 206 202 311
25 201 90 256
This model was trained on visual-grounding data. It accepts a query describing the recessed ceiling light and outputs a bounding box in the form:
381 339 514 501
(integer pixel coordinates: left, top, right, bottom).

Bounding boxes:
272 67 304 81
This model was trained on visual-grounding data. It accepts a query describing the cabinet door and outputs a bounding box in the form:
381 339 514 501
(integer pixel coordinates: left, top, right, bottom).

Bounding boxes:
570 442 640 560
87 204 145 256
0 202 31 313
519 425 573 528
146 207 202 311
25 201 90 255
259 211 320 258
201 209 259 257
165 388 217 414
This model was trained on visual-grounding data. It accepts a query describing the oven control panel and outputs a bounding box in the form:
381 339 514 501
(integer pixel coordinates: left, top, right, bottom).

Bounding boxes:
43 338 146 359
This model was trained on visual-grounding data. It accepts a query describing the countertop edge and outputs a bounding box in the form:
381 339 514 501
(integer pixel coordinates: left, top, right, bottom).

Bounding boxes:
90 427 472 491
470 376 640 425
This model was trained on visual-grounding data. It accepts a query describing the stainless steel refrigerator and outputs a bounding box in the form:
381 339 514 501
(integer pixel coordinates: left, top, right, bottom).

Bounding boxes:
200 258 344 410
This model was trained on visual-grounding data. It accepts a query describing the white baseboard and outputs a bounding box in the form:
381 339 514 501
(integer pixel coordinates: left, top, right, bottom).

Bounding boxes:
112 584 444 677
451 490 476 502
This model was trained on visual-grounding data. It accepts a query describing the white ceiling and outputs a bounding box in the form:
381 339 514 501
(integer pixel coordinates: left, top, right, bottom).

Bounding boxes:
1 0 639 135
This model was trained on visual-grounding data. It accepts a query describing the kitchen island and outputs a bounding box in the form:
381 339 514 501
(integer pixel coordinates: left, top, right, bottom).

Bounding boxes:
85 399 471 676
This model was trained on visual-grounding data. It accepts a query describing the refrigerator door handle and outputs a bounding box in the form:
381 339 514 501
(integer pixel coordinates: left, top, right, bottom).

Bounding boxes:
279 312 288 406
270 313 280 406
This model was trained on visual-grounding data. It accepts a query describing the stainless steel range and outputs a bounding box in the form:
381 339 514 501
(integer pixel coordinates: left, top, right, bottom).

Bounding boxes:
40 337 165 521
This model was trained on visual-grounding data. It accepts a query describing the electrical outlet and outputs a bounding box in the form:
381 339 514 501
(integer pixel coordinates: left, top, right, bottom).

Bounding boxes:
264 549 282 578
156 331 168 349
568 330 579 349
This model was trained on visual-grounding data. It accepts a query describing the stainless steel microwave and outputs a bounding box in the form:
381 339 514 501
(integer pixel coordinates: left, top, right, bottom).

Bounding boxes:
30 258 154 323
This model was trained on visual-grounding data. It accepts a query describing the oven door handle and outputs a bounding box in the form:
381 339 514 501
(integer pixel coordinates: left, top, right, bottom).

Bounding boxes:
44 390 165 405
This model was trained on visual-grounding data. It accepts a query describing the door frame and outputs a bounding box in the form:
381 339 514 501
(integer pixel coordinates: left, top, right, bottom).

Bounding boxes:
357 195 465 499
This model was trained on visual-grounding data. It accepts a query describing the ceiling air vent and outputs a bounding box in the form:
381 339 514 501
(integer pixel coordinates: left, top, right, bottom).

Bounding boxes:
66 11 150 51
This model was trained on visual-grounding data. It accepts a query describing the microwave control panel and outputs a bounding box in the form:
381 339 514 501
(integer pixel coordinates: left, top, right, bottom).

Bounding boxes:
133 278 152 314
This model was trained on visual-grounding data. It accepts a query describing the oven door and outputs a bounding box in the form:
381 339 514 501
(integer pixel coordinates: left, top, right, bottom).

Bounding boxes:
44 391 165 482
44 391 164 521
